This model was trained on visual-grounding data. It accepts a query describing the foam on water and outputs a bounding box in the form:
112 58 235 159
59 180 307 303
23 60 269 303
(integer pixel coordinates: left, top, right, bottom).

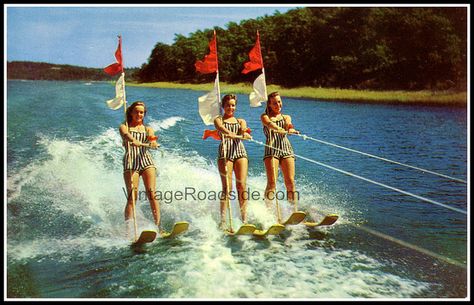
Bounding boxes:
148 116 186 131
6 117 434 298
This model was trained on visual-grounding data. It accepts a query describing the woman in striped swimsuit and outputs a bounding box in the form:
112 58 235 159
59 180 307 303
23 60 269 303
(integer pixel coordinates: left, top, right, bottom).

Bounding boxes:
119 101 161 234
261 92 300 209
214 94 252 230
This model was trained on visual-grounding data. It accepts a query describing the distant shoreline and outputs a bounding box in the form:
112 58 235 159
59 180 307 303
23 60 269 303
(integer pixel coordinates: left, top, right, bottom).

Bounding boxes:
7 79 467 106
129 81 467 107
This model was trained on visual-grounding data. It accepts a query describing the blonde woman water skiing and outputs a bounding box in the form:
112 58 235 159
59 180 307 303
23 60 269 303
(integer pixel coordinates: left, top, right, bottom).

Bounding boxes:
261 91 300 213
119 101 161 236
214 94 252 231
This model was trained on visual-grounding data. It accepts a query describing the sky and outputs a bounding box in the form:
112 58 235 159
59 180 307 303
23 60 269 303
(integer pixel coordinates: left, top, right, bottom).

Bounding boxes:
5 4 298 68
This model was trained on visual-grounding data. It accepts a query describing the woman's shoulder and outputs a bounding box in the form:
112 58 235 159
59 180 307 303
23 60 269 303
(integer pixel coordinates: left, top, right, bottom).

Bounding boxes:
119 123 128 131
214 115 223 124
145 125 155 133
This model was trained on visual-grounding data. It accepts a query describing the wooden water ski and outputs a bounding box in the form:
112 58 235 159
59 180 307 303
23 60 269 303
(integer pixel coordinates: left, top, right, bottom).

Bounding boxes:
132 230 157 246
281 211 306 226
253 224 285 237
303 214 339 228
225 224 257 236
160 221 189 239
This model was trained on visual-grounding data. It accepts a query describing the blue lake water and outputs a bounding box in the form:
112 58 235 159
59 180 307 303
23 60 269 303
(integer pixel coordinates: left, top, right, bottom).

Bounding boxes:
6 80 468 299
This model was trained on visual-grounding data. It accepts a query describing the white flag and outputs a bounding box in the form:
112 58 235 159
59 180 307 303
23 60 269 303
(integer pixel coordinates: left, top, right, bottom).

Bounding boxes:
106 74 125 110
198 75 220 125
249 72 267 107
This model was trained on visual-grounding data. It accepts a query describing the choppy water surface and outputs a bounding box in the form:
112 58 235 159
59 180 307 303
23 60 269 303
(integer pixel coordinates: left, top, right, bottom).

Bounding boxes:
6 80 467 299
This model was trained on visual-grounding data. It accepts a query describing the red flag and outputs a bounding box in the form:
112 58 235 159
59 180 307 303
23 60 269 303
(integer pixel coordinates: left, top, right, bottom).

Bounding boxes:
195 32 218 74
242 31 263 74
202 129 221 141
104 36 123 76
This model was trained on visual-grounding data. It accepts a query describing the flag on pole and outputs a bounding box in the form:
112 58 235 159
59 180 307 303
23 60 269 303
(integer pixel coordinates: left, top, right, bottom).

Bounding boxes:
195 31 221 125
106 73 125 110
242 31 267 107
104 36 123 76
195 32 218 74
242 31 263 74
198 74 220 125
249 72 267 107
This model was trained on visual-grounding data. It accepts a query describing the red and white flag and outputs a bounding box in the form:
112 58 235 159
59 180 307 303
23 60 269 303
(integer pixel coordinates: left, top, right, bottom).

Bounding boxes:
104 36 124 76
242 31 267 107
196 31 221 125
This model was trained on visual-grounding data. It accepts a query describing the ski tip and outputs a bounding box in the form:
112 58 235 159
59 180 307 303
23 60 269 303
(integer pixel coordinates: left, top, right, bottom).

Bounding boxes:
282 211 307 225
160 221 189 239
253 223 285 237
132 230 158 245
223 224 257 236
304 214 339 227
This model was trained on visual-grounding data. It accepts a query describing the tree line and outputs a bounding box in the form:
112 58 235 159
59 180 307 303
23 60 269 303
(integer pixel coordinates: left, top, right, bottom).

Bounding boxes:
137 7 466 90
7 7 466 91
7 61 139 81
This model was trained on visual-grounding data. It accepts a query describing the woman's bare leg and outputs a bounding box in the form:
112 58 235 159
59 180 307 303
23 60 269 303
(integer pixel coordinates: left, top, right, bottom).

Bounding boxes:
141 167 161 229
123 170 140 238
218 159 233 229
263 157 279 209
280 157 296 206
233 158 249 223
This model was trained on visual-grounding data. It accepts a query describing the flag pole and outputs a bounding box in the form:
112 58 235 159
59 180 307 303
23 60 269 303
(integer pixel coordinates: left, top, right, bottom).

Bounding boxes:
214 30 229 229
222 134 234 233
118 35 138 242
214 30 222 114
257 30 268 99
213 30 231 230
269 130 282 223
123 76 138 242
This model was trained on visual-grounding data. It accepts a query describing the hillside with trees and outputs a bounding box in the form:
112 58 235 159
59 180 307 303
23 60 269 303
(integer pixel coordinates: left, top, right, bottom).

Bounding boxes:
137 7 467 91
7 61 139 81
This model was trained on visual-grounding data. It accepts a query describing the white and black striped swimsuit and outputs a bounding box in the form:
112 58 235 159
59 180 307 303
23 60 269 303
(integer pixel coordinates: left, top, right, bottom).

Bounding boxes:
263 116 294 160
218 121 248 161
123 128 155 174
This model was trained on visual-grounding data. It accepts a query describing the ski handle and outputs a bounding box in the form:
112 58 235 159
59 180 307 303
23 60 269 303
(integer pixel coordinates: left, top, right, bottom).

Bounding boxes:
226 134 252 140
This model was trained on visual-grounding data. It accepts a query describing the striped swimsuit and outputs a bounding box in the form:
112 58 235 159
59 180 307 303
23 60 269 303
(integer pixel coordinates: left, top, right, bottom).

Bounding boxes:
263 116 294 160
218 121 248 161
123 128 156 174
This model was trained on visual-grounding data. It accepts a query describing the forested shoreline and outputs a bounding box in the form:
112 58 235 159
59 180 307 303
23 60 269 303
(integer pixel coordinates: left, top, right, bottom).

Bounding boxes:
6 61 139 81
8 7 467 91
138 7 467 91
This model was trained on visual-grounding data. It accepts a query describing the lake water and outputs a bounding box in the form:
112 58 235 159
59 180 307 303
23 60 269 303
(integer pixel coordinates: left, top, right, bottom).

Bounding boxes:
6 80 468 299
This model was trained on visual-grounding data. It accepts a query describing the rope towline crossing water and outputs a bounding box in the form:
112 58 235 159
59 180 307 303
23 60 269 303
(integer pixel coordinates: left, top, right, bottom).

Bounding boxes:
221 138 466 268
294 133 467 184
248 139 467 216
